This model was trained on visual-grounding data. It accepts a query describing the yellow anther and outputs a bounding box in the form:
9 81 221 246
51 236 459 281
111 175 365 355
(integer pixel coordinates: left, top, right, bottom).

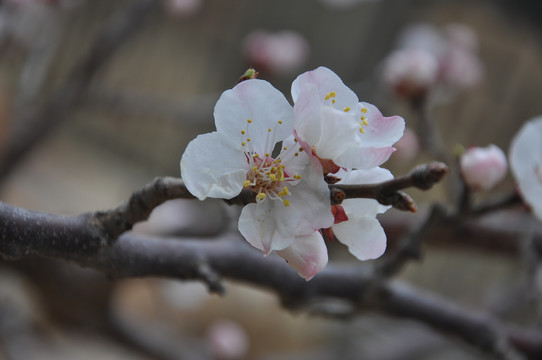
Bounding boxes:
257 193 266 200
294 152 299 157
247 138 251 142
278 168 285 182
283 147 287 150
278 120 283 124
268 128 272 132
242 142 246 146
253 166 258 172
277 159 282 163
270 174 277 181
265 153 270 157
344 106 351 112
241 130 245 134
324 93 331 100
332 99 336 104
298 147 304 152
293 174 302 180
283 199 290 207
294 138 298 143
270 167 277 173
243 180 251 187
330 91 336 97
253 154 259 158
247 119 253 123
359 127 365 133
361 108 368 113
278 186 289 197
363 119 369 126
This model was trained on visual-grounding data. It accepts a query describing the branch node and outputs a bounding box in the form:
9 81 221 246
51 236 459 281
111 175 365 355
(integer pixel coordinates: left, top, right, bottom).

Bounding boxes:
197 262 226 295
411 161 449 190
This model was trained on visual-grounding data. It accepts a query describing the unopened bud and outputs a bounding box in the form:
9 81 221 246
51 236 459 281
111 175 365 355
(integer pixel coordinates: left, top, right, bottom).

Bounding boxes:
460 144 507 191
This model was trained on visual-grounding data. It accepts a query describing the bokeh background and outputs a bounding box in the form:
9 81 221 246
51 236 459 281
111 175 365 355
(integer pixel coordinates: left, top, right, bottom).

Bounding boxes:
0 0 542 359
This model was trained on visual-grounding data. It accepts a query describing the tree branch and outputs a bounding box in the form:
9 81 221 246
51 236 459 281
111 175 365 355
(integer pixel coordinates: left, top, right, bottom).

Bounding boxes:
0 200 537 358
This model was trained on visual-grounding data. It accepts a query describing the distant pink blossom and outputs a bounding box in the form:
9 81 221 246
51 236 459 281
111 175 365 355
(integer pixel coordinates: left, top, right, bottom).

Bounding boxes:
243 30 310 76
381 48 439 102
207 320 249 360
510 117 542 220
383 23 483 101
460 144 507 191
392 127 420 161
164 0 202 18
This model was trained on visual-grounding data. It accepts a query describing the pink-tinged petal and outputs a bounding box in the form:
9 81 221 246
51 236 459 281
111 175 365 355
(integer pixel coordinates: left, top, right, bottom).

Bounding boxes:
333 145 395 170
332 216 387 261
214 79 293 154
180 132 246 200
292 66 358 109
460 145 507 191
313 107 361 159
295 94 361 161
358 102 405 147
276 231 328 281
510 117 542 220
289 165 334 234
238 200 298 254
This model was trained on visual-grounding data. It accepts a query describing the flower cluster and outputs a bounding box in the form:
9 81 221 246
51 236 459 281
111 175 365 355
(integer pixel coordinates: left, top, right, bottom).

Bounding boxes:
382 23 483 103
181 67 404 280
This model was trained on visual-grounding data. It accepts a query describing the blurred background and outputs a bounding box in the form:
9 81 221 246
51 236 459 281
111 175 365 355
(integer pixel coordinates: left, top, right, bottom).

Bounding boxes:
0 0 542 359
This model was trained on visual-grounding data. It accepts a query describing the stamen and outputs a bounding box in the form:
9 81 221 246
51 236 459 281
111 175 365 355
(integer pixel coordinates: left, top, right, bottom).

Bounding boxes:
278 120 283 124
241 130 245 134
283 199 290 207
343 106 351 112
243 180 251 187
247 119 253 123
361 108 368 113
257 193 266 200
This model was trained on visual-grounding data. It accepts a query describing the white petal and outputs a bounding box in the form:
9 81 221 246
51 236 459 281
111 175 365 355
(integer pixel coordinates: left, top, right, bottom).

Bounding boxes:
337 168 393 214
313 107 361 160
291 67 358 109
289 165 334 234
180 132 246 200
337 167 394 185
510 117 542 220
214 79 293 154
238 200 298 254
358 102 405 147
333 216 387 261
333 145 396 170
276 231 328 281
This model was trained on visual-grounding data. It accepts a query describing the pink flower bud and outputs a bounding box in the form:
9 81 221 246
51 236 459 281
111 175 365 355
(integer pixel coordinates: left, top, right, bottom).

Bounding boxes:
206 320 249 360
460 144 508 191
242 30 309 76
381 48 439 101
165 0 202 18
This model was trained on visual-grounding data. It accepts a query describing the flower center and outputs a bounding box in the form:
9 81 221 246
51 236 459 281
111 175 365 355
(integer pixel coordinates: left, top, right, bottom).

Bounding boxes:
240 119 303 207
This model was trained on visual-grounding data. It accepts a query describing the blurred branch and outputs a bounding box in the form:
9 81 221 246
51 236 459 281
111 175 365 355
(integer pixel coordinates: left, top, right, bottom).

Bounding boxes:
0 0 160 181
0 199 537 359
